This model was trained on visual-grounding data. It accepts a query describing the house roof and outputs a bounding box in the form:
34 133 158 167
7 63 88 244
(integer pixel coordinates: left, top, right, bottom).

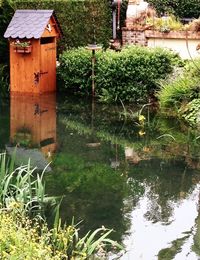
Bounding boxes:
4 9 60 39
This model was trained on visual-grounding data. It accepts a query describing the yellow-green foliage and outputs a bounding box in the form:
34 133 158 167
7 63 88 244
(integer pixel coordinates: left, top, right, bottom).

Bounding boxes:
0 206 120 259
0 210 57 259
146 15 184 32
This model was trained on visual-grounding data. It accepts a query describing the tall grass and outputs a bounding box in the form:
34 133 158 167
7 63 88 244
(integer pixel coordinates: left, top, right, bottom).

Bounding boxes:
158 77 199 109
157 58 200 110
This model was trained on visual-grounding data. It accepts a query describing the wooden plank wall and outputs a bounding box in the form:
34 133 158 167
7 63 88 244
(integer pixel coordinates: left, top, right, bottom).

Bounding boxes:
10 39 41 93
40 39 56 93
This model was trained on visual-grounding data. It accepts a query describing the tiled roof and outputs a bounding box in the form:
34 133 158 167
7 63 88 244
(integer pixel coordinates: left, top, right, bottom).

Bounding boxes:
4 10 54 39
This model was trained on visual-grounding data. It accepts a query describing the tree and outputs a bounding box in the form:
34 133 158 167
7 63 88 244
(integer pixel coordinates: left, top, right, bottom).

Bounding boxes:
148 0 200 19
0 0 14 63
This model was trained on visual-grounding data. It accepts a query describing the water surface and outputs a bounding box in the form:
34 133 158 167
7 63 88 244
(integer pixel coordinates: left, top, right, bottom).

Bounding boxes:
0 93 200 259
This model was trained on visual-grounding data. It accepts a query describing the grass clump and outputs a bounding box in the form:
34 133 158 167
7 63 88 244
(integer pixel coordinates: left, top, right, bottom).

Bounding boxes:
157 59 200 126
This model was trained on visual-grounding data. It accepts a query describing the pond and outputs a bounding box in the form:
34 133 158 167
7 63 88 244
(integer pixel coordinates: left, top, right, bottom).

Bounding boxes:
0 93 200 259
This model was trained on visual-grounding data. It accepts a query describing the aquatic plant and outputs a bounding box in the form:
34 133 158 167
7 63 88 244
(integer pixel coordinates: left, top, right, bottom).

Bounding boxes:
0 152 50 216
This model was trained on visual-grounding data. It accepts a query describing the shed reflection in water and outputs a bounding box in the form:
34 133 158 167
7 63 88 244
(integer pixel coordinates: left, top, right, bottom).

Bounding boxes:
8 93 57 171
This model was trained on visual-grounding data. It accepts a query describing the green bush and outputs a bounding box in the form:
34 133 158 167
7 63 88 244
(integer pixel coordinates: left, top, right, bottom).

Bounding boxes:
58 46 176 103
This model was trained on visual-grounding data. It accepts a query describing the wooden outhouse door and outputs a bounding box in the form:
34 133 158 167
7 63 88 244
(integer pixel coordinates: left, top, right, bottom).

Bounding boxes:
40 38 56 93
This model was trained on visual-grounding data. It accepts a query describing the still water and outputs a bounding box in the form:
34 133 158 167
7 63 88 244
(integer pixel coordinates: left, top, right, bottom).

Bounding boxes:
0 93 200 260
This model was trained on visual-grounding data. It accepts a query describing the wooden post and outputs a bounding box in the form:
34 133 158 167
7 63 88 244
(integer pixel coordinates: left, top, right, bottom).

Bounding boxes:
92 49 95 97
86 44 102 97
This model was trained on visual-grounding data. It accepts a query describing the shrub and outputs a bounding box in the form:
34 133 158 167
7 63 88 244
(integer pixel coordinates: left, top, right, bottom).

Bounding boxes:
58 48 92 94
0 64 9 96
58 46 177 103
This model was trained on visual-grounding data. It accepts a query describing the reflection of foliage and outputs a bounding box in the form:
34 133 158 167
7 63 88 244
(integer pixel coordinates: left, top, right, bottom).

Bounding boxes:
129 159 195 223
46 153 144 242
13 126 32 147
61 118 139 149
193 214 200 256
158 235 190 260
61 115 200 167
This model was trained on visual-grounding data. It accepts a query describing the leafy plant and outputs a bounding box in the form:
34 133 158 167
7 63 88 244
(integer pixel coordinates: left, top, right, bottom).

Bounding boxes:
179 99 200 126
0 153 123 258
157 57 200 127
0 207 123 259
0 152 51 216
11 39 31 47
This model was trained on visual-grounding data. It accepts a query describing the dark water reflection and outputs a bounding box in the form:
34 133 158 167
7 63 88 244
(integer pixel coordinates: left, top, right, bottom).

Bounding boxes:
0 93 200 259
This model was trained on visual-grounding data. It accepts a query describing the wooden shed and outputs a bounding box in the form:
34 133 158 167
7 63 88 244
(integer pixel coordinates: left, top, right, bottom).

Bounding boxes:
4 10 62 94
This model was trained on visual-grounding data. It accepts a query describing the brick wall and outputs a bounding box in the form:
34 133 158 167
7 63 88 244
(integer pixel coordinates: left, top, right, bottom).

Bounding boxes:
122 27 147 46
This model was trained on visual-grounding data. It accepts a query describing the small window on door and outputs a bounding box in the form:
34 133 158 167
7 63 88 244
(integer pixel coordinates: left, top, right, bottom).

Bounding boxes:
41 37 55 45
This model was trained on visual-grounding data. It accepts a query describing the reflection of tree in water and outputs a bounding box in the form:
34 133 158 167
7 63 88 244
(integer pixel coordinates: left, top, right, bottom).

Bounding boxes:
129 159 196 224
46 153 145 243
144 188 174 224
193 185 200 256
